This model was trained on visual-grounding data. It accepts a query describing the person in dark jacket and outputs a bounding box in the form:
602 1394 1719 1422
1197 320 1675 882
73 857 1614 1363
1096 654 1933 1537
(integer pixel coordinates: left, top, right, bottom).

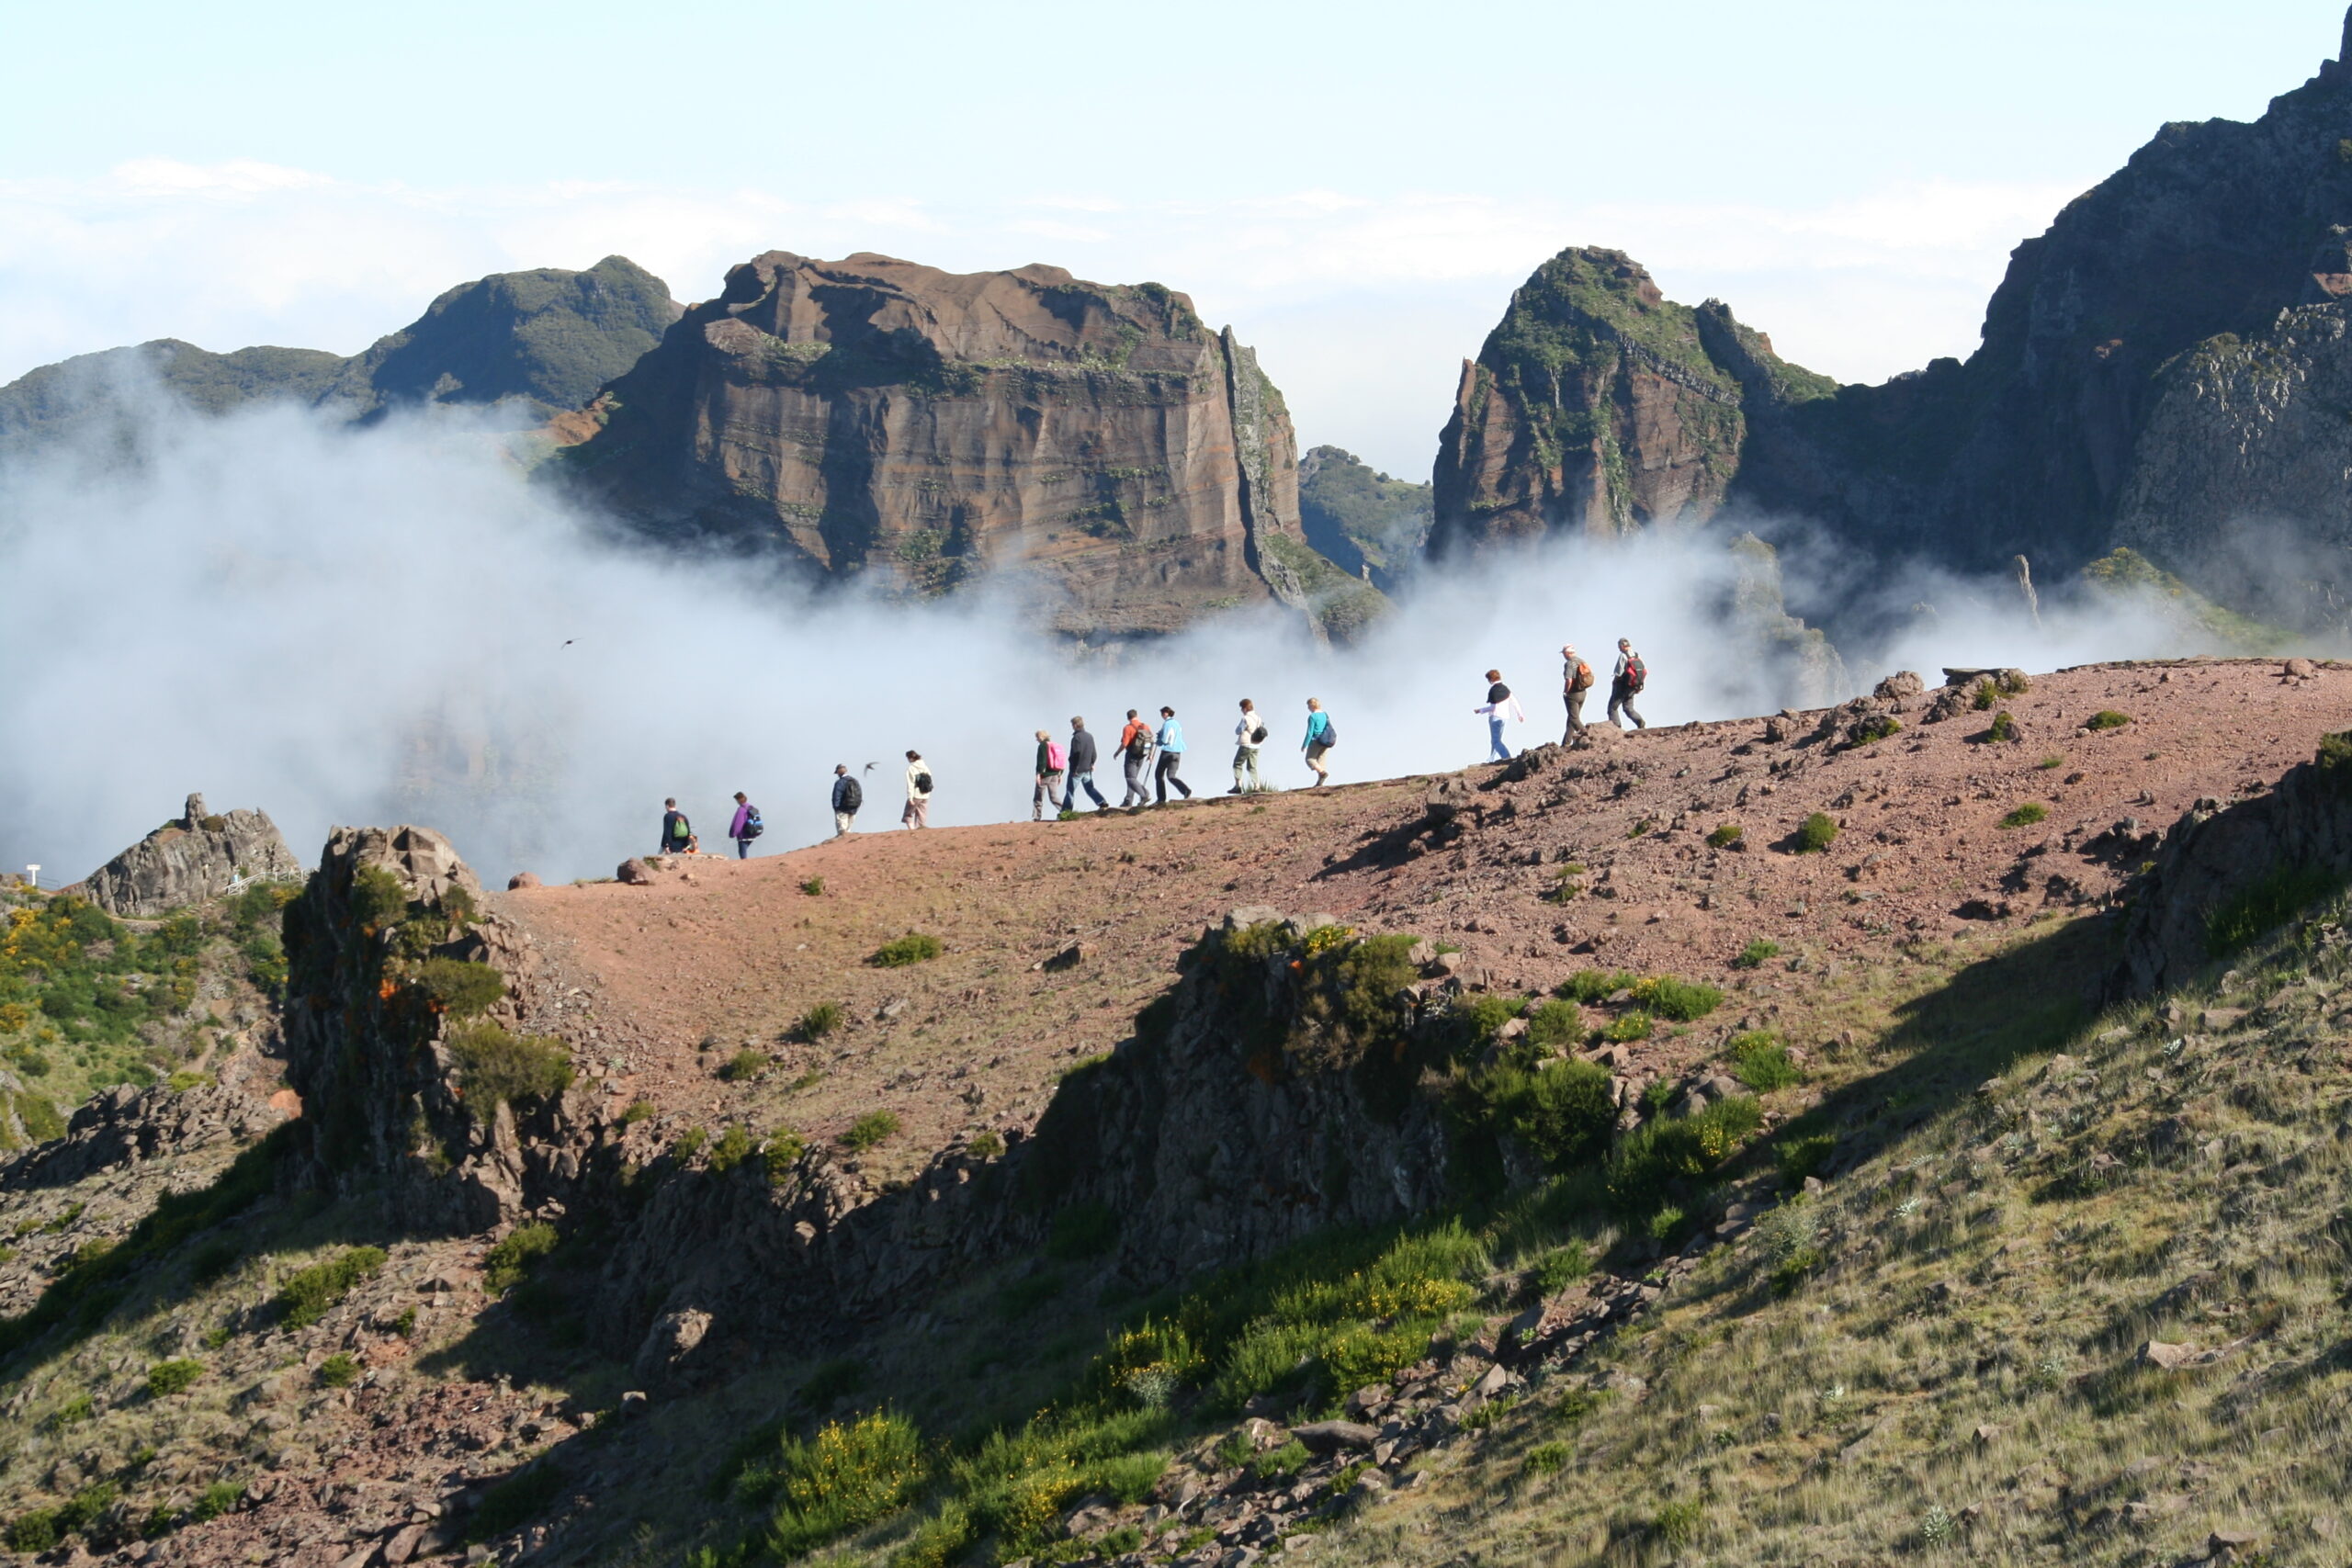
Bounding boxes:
659 797 692 855
1062 716 1110 811
830 765 861 837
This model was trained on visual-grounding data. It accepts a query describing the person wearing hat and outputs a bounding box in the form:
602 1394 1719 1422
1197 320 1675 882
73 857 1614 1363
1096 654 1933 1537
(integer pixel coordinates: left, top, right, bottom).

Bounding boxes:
1560 643 1596 745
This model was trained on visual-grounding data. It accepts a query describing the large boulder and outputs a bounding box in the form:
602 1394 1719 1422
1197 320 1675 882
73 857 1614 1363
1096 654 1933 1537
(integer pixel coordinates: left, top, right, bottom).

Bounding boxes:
78 794 303 918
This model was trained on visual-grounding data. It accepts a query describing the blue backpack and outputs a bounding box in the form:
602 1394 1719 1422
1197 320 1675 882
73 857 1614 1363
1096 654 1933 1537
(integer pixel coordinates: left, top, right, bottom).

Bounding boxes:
742 807 764 839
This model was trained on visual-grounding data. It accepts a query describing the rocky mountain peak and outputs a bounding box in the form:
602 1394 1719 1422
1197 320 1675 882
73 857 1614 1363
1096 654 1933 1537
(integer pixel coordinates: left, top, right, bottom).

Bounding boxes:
559 251 1371 638
76 794 302 918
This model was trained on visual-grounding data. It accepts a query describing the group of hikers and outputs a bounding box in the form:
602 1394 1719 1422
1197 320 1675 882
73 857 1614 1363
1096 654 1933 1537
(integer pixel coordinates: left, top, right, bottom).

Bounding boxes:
652 638 1646 855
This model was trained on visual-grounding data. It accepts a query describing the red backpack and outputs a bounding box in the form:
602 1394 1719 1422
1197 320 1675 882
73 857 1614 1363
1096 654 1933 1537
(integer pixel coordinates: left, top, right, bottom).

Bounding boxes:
1625 654 1646 694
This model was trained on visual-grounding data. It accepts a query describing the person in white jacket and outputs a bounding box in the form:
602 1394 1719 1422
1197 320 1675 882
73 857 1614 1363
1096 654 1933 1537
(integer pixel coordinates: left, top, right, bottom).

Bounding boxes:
901 750 934 829
1475 669 1527 761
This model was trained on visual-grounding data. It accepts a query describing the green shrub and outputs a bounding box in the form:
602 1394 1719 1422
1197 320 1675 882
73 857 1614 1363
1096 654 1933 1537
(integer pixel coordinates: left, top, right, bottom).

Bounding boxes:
1655 1498 1705 1548
190 1480 239 1523
869 933 942 967
1048 1201 1119 1260
718 1048 766 1082
1973 679 1998 710
2207 863 2344 957
1607 1098 1764 1217
1600 1010 1653 1043
1522 998 1583 1048
797 1002 842 1040
317 1353 360 1388
6 1509 60 1552
348 865 411 930
49 1393 93 1427
447 1021 572 1108
409 957 506 1018
800 877 825 897
1795 813 1838 852
1636 976 1721 1021
673 1127 707 1161
1729 1032 1801 1092
1756 1200 1824 1294
1998 670 2031 694
619 1100 654 1124
1730 938 1781 970
1850 714 1900 745
1999 802 2048 829
1704 822 1743 849
2038 753 2065 770
797 1358 869 1411
763 1130 806 1182
842 1111 901 1150
757 1409 930 1559
1475 1060 1615 1168
1640 1078 1679 1117
2086 709 2131 730
145 1358 204 1396
1525 1440 1569 1474
1250 1439 1310 1480
1529 1241 1589 1296
967 1131 1005 1159
709 1124 755 1172
468 1463 565 1542
277 1247 388 1326
1555 969 1635 1004
1461 994 1529 1043
483 1224 558 1293
1988 709 2018 742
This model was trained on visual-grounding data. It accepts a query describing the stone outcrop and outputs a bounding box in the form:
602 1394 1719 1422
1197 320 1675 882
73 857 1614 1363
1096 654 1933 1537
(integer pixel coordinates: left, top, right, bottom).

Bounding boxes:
0 1080 286 1191
2113 727 2352 997
1428 248 1835 556
78 794 302 918
554 252 1356 638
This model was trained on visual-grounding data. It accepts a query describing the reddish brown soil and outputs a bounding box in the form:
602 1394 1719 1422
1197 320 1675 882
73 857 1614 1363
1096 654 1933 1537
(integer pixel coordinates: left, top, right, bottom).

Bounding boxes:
497 660 2350 1170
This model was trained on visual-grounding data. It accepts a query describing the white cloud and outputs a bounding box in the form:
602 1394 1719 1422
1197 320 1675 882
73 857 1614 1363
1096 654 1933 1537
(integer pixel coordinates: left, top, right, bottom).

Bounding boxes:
0 161 2092 474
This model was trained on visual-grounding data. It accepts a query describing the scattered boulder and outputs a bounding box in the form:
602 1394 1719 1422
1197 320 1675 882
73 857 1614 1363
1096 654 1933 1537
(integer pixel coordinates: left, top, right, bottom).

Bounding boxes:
2279 658 2317 682
1872 671 1926 707
633 1308 715 1385
617 858 657 886
2139 1339 2197 1371
507 872 543 890
1291 1419 1379 1454
78 793 304 917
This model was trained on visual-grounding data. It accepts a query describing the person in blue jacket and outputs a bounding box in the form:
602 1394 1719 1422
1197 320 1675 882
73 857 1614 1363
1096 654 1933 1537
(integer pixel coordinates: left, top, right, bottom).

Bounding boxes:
1301 698 1334 786
1153 705 1193 804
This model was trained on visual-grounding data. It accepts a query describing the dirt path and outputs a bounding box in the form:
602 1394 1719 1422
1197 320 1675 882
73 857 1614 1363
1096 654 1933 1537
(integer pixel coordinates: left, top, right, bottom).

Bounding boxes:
495 660 2351 1173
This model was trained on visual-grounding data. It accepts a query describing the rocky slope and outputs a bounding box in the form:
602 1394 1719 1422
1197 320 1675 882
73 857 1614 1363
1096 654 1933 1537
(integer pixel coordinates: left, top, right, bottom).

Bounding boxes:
552 252 1371 640
0 257 678 459
75 795 302 920
3 660 2347 1567
1295 446 1430 593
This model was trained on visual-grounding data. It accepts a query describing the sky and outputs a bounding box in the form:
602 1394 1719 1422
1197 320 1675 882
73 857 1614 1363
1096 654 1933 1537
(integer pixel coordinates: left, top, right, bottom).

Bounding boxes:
2 0 2345 476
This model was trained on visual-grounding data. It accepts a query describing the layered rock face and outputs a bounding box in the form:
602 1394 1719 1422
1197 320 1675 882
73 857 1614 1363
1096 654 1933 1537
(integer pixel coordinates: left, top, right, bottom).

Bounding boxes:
1436 19 2352 633
557 252 1351 637
78 794 302 918
1297 445 1431 593
1428 248 1834 557
0 256 678 460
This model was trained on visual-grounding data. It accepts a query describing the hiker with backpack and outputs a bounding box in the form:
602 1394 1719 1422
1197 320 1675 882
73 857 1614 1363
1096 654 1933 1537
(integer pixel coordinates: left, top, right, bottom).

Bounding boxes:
1116 709 1155 807
1561 644 1595 744
1153 706 1193 804
659 797 694 856
1475 669 1526 761
1033 729 1068 821
728 792 764 859
830 765 862 837
1610 637 1648 730
1301 698 1335 785
1062 716 1111 812
902 750 934 829
1231 698 1269 793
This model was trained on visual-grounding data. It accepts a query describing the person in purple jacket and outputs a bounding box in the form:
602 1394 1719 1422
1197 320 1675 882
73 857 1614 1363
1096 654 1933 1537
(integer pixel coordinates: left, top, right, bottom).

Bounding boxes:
727 791 763 859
